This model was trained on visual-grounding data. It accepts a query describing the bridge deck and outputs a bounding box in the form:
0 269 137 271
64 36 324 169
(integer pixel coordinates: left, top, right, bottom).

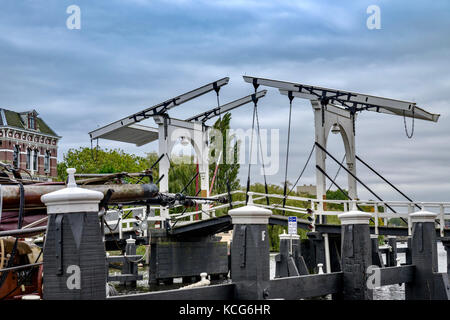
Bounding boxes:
170 214 450 238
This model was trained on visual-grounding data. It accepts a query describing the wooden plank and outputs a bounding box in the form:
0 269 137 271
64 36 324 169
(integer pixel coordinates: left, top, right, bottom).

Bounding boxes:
108 283 235 300
380 265 415 286
107 255 142 263
108 274 143 282
268 272 343 300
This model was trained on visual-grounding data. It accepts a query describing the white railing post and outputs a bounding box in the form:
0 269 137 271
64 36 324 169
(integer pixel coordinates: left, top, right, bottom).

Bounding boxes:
439 204 445 237
374 202 379 236
310 200 316 232
407 203 413 236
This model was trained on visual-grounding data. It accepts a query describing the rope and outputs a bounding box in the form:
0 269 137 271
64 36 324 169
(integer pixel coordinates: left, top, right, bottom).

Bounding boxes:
403 107 415 139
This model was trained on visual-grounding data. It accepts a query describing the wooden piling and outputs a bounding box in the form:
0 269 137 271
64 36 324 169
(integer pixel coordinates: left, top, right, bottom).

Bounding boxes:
229 197 272 300
41 168 106 300
338 209 373 300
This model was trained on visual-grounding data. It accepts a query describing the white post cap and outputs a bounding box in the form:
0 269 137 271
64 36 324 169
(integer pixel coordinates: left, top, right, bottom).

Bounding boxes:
228 193 272 224
409 204 437 223
126 236 136 244
41 168 104 214
338 203 372 225
279 230 300 240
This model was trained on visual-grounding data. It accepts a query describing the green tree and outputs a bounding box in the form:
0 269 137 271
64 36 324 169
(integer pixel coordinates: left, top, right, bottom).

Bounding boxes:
209 113 240 195
57 147 151 181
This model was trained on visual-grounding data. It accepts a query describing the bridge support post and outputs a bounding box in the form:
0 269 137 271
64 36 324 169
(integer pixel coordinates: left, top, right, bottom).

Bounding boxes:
406 210 450 300
41 168 106 300
338 207 373 300
229 197 272 300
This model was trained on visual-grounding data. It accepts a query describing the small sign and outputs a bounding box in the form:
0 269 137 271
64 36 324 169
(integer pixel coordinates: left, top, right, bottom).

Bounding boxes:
288 216 297 235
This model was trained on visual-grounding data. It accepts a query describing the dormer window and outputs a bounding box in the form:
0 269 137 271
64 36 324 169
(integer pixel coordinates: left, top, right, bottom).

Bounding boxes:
28 114 36 130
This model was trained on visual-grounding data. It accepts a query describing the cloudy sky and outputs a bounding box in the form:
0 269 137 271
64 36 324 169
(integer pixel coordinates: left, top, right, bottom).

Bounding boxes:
1 0 449 203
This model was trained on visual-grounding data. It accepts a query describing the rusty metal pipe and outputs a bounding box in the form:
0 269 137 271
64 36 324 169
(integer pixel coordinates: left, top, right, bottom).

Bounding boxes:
0 183 159 211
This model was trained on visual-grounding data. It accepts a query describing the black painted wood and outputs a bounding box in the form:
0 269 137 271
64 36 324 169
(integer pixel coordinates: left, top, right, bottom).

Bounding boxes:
405 222 441 299
371 237 385 268
149 238 228 284
341 224 373 300
231 224 270 300
387 237 398 267
107 283 235 300
379 265 414 286
268 272 343 300
43 212 107 300
108 274 143 282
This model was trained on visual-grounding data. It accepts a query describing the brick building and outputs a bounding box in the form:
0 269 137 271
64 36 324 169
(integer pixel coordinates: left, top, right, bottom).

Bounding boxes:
0 109 60 180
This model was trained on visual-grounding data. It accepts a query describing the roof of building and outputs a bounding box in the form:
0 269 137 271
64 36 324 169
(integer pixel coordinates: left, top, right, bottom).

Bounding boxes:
0 108 59 137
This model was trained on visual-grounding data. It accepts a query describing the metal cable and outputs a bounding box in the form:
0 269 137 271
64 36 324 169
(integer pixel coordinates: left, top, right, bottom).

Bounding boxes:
283 96 294 207
403 108 415 139
245 99 258 204
327 154 346 192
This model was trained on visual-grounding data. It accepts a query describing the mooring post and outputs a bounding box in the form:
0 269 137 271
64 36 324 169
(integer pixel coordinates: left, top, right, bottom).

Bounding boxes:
122 237 138 288
306 231 325 274
387 236 398 267
370 235 384 268
229 195 272 300
41 168 106 300
405 209 446 300
338 205 373 300
275 232 308 278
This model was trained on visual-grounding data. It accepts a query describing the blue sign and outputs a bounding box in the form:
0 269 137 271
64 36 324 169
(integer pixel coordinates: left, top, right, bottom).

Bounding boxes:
288 216 297 235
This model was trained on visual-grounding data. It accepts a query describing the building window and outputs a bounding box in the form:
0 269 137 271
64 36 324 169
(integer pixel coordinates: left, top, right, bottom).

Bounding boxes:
26 148 31 170
13 145 20 168
44 151 50 172
33 149 38 172
28 114 35 130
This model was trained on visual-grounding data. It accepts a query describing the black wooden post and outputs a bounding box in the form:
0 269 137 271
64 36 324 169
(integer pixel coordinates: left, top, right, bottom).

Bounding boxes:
338 208 373 300
405 210 445 300
370 235 384 268
275 232 308 278
306 232 325 274
229 196 272 300
387 236 398 267
41 168 106 300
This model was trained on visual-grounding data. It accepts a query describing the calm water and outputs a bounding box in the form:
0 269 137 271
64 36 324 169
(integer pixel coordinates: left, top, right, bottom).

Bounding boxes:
110 242 447 300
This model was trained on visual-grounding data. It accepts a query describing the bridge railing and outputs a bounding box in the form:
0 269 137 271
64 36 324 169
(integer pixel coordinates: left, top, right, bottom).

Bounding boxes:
103 189 450 239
